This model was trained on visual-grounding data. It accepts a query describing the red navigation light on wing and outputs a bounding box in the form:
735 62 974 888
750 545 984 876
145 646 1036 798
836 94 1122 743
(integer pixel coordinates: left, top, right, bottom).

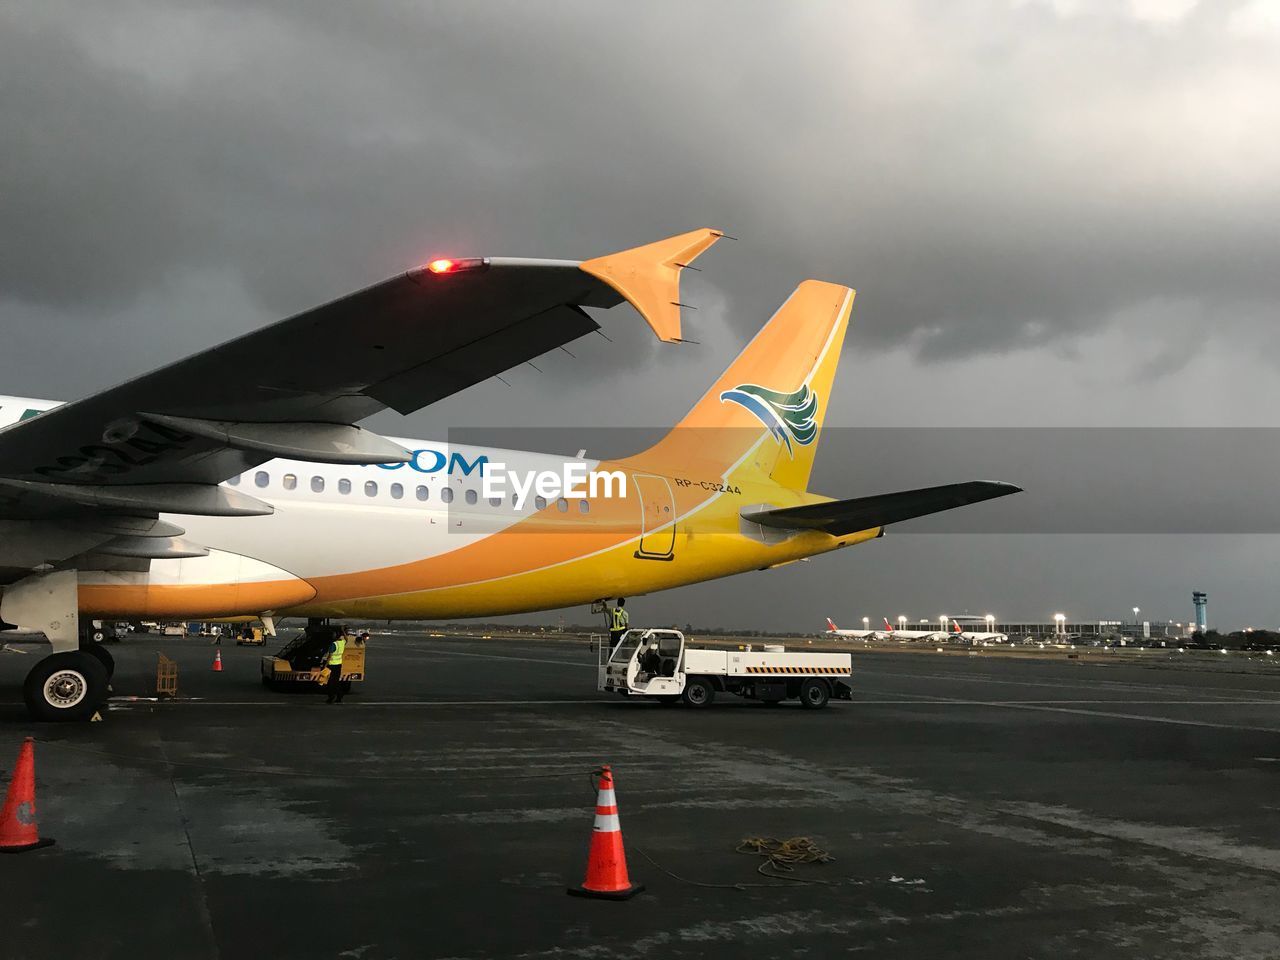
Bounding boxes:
424 257 488 275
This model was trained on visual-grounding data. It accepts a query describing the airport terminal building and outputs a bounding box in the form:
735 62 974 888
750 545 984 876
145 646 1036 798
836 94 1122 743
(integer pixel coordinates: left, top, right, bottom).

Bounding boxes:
934 617 1193 640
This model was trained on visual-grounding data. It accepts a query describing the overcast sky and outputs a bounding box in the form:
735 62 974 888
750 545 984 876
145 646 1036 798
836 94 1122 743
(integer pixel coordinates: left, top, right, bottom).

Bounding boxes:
3 0 1280 629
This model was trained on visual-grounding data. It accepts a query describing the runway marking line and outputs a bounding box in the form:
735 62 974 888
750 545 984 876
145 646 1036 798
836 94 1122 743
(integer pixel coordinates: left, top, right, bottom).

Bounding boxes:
854 698 1280 706
862 667 1280 700
879 690 1280 733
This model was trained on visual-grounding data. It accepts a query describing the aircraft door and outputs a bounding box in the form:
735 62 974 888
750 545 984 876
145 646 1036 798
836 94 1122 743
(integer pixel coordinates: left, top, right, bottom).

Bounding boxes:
632 473 676 560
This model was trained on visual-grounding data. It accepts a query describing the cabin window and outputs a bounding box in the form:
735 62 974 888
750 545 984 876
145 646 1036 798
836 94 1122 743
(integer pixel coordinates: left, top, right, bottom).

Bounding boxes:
578 500 590 514
416 485 429 502
465 489 478 505
365 480 378 497
535 496 547 510
556 498 568 513
488 496 502 507
227 474 241 486
311 476 325 493
441 487 454 503
282 474 297 491
338 479 351 495
255 471 269 488
391 483 404 500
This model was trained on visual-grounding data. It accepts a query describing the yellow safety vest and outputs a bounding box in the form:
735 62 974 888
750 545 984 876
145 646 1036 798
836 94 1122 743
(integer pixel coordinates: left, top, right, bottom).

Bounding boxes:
611 607 629 631
328 637 346 666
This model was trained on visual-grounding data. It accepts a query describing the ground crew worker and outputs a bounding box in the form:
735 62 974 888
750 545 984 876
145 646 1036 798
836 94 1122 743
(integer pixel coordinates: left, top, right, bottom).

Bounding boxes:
609 598 630 649
323 627 349 704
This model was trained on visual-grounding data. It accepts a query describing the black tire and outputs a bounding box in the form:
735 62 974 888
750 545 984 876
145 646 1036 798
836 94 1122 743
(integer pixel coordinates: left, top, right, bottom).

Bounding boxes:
89 626 106 644
24 651 109 722
82 642 115 679
798 678 830 710
681 676 715 709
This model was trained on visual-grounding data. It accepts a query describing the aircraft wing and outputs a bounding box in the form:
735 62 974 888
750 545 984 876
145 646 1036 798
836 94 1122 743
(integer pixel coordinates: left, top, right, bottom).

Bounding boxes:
742 481 1022 537
0 229 722 578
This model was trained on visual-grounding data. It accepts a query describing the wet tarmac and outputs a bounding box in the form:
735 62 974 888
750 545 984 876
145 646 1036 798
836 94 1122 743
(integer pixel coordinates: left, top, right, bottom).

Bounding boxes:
1 630 1278 959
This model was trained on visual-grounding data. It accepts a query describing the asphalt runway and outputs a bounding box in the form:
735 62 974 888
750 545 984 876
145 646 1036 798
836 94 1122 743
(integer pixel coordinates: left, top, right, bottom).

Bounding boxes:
1 630 1278 959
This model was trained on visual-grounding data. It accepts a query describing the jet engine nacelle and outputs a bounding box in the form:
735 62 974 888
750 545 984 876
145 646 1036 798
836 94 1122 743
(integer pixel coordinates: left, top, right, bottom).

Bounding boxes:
76 550 316 619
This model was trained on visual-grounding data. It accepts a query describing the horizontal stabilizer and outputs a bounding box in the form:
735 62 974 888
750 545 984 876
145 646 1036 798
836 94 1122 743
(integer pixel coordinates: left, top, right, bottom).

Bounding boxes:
742 481 1022 536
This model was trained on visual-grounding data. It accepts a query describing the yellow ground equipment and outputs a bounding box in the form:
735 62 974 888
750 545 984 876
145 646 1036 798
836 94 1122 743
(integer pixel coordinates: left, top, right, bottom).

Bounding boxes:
236 625 267 646
260 623 367 690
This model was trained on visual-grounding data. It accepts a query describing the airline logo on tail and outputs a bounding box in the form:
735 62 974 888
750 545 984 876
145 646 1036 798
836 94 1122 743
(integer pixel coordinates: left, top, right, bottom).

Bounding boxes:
826 618 839 632
883 618 894 633
719 383 819 456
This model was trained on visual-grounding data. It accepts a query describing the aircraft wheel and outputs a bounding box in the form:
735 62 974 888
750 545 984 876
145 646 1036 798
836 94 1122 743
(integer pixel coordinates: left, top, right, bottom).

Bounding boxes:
24 651 109 722
82 642 115 679
681 677 715 709
798 678 830 710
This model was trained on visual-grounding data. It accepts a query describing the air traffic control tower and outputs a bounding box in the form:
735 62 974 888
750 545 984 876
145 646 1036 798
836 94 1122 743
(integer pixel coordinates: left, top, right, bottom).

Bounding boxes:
1192 590 1208 633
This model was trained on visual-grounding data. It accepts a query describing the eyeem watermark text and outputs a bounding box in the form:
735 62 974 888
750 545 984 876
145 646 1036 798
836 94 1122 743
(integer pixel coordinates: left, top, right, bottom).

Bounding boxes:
481 462 626 508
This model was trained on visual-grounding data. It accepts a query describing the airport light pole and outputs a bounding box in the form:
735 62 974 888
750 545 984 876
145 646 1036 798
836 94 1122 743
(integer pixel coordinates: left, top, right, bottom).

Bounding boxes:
1054 612 1065 637
985 613 995 633
898 616 907 631
862 617 869 631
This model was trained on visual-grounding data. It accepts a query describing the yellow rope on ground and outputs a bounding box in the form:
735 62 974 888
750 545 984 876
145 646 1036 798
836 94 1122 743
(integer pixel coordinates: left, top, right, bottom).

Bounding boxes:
736 836 836 880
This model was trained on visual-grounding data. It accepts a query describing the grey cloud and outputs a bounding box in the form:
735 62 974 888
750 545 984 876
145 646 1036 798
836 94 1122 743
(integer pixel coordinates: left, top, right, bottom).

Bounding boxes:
5 0 1279 366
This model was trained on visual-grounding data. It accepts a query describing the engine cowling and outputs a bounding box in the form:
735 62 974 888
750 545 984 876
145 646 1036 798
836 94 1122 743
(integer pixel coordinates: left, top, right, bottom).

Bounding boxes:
77 550 316 619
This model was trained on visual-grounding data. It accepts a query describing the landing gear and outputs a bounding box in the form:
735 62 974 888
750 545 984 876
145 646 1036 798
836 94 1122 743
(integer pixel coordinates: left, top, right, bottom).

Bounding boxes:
3 570 112 720
81 642 115 679
24 651 109 722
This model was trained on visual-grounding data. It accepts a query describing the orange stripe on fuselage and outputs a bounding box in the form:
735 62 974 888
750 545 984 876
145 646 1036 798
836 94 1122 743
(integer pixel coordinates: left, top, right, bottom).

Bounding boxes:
79 578 317 619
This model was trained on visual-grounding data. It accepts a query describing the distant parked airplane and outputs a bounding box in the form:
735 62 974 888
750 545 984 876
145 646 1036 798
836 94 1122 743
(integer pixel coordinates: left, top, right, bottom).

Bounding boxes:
949 621 1008 643
824 617 884 639
882 617 948 641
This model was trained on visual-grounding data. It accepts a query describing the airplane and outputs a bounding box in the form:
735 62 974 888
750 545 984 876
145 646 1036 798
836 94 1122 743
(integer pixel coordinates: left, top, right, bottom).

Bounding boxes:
949 621 1008 643
0 228 1021 720
881 617 949 641
823 617 885 639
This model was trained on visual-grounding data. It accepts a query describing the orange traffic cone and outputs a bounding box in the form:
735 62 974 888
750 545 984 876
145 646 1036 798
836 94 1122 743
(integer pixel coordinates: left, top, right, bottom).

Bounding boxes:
568 765 643 899
212 650 222 672
0 738 55 853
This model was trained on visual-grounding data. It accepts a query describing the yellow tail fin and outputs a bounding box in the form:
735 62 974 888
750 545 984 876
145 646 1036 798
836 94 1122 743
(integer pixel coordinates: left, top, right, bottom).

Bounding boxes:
631 280 853 491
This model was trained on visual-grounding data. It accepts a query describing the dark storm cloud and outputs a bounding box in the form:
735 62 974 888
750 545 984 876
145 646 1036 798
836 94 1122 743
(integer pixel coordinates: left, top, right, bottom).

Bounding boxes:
4 1 1279 369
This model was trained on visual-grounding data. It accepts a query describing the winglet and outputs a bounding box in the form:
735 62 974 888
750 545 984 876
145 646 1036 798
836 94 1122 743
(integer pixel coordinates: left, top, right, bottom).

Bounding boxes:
579 228 724 343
